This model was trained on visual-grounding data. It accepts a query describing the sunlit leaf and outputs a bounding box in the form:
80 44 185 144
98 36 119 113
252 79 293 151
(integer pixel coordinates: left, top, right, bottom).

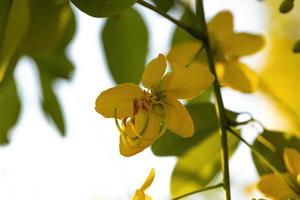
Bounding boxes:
38 69 65 136
71 0 136 18
171 130 239 198
0 77 21 144
102 8 148 84
252 130 300 175
151 103 238 156
151 0 175 12
0 0 29 82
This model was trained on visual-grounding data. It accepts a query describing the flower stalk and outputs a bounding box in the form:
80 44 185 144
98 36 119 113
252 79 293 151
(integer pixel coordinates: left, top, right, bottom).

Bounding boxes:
196 0 232 199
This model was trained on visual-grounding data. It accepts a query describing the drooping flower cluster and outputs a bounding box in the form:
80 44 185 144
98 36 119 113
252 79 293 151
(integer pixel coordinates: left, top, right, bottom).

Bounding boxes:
257 148 300 200
95 54 214 156
168 11 264 93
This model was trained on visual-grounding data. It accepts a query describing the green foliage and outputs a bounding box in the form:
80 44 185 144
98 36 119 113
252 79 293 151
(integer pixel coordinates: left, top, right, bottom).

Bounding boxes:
0 77 21 144
152 103 238 156
252 130 300 175
0 0 29 81
0 0 76 141
171 6 198 45
171 131 239 198
21 0 76 56
151 0 175 12
102 8 148 84
39 69 66 135
71 0 136 18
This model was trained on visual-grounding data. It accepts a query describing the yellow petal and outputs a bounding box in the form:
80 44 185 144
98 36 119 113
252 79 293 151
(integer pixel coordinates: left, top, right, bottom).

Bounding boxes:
257 174 299 200
208 11 233 42
167 41 202 71
142 54 167 89
132 189 145 200
221 61 258 93
119 111 161 157
164 96 194 137
225 33 264 57
95 83 143 119
284 148 300 176
161 63 214 99
140 168 155 191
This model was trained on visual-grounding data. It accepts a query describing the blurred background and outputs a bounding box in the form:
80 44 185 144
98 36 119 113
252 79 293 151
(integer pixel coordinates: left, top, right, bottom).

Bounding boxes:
0 0 300 199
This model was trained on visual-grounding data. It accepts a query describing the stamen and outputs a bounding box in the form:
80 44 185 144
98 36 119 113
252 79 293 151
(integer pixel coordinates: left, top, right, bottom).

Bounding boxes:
130 112 150 138
114 108 125 134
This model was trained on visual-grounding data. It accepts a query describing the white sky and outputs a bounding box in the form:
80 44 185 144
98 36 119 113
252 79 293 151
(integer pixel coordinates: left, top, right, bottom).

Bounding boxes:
0 0 278 199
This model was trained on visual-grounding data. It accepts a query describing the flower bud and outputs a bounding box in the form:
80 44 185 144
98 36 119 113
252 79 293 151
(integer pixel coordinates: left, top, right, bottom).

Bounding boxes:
293 39 300 53
279 0 294 13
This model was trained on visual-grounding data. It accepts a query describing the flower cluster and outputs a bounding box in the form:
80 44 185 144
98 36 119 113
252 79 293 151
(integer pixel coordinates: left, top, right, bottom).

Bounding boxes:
95 54 214 156
168 11 264 93
257 148 300 200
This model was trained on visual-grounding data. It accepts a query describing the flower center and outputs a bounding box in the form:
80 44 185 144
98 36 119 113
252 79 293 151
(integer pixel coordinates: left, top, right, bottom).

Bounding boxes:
133 90 155 115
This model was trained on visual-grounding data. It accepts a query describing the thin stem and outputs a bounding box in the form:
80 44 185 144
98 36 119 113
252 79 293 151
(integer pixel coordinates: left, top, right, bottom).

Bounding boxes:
136 0 205 40
195 0 232 199
171 183 224 200
227 127 300 194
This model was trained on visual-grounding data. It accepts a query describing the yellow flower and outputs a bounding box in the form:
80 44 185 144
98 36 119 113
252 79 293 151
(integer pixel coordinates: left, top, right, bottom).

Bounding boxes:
167 11 264 93
257 148 300 200
131 168 155 200
95 54 214 156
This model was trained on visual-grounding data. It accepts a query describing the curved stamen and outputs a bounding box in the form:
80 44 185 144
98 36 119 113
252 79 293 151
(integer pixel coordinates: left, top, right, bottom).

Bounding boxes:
130 111 150 138
114 108 125 134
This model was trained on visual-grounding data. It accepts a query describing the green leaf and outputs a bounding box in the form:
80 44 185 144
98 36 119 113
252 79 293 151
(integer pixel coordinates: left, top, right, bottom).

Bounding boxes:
71 0 136 18
0 77 21 144
151 0 175 12
252 130 300 175
188 87 212 104
39 69 66 136
21 0 76 56
170 130 239 198
102 8 148 84
151 103 238 156
0 0 29 81
34 53 74 79
171 5 198 45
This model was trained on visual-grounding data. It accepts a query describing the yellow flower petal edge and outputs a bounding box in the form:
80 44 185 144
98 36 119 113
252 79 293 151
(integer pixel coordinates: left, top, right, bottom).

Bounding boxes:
167 41 202 71
161 63 215 99
142 54 167 90
284 148 300 176
131 169 155 200
95 54 214 156
222 61 258 93
95 83 143 119
224 33 265 57
164 96 194 137
208 11 233 41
